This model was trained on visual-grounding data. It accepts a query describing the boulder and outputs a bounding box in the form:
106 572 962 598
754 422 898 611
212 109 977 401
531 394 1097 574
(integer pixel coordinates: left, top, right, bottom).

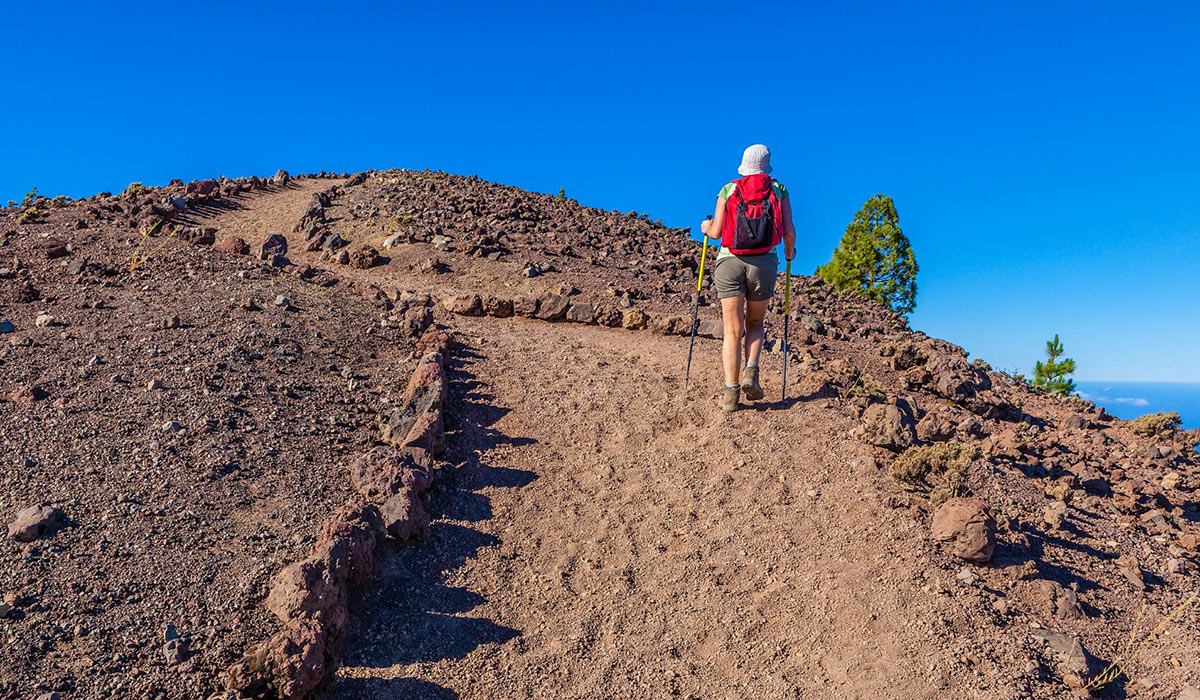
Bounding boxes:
696 319 722 339
264 544 349 629
220 236 251 255
349 246 380 269
225 618 328 700
402 411 445 455
381 487 431 541
185 179 219 196
930 497 995 563
853 403 916 452
622 308 649 330
348 446 433 503
313 499 384 585
322 233 348 252
442 294 482 316
483 296 513 318
260 234 288 260
8 505 66 542
270 169 291 186
536 294 569 320
512 295 539 317
182 227 216 245
916 411 956 443
565 302 595 324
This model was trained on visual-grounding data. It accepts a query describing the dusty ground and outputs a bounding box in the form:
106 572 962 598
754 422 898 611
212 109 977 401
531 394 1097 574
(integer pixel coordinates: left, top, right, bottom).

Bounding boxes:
2 171 1198 700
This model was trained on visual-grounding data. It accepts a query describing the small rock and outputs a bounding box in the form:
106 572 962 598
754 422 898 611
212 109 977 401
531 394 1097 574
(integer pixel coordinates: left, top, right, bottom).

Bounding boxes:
162 315 182 329
1117 554 1147 591
1167 558 1186 575
1178 686 1200 700
1043 500 1068 530
274 295 290 308
8 504 67 542
523 263 542 278
147 379 164 390
161 421 181 433
35 312 55 327
163 637 188 665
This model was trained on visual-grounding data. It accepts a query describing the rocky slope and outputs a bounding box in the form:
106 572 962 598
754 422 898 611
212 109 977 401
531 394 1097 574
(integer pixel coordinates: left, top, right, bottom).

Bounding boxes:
1 169 1198 700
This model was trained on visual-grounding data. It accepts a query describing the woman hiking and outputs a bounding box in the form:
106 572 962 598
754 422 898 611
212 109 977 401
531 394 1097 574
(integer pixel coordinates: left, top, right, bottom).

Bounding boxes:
699 144 796 412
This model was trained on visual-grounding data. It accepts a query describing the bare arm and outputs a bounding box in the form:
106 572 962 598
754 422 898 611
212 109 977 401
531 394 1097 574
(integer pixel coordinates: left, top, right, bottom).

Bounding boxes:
698 197 726 241
781 196 796 261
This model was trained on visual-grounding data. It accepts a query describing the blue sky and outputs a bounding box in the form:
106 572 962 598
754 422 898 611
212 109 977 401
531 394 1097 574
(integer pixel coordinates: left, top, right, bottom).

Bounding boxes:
3 1 1198 381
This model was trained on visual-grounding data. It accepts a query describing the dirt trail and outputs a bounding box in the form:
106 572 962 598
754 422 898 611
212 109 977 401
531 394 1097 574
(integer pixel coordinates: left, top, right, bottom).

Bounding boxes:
322 317 1008 699
196 178 342 245
199 185 1026 699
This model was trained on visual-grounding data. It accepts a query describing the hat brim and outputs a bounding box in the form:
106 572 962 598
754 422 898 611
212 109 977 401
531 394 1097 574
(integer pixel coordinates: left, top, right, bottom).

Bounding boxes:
737 164 773 176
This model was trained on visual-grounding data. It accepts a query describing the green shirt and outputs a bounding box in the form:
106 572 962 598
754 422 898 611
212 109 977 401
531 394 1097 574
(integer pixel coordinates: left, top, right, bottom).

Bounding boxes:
714 179 788 262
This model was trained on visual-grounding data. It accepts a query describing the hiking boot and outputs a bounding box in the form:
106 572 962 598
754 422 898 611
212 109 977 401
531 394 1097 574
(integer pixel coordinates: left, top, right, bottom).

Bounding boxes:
719 385 740 413
740 365 764 401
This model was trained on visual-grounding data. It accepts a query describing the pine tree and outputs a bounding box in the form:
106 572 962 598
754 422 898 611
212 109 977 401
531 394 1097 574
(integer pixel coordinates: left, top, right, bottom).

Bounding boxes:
816 194 918 314
1033 334 1077 396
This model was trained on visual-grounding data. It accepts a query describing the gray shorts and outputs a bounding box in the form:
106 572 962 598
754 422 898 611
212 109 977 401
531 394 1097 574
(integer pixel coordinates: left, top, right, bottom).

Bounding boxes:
713 253 778 301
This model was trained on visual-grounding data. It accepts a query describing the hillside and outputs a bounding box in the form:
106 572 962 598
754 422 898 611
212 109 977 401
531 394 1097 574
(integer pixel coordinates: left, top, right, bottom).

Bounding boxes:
2 170 1198 700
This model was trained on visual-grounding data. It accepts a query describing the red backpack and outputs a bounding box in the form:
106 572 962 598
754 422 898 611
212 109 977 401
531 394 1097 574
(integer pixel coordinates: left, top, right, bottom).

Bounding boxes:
721 174 783 255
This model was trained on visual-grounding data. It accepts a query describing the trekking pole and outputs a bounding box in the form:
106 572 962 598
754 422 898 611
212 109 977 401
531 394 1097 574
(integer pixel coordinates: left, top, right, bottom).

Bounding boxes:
782 258 791 401
684 218 711 391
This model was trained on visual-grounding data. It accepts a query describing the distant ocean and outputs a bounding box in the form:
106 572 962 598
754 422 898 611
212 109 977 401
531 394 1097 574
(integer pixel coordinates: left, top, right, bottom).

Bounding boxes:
1074 381 1200 430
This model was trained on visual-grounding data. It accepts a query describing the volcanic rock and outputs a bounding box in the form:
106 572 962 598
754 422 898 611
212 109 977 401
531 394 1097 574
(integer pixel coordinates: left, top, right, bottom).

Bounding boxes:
8 504 67 542
536 294 569 321
349 246 380 269
930 497 995 563
443 294 482 316
220 236 251 255
853 402 916 452
260 234 288 260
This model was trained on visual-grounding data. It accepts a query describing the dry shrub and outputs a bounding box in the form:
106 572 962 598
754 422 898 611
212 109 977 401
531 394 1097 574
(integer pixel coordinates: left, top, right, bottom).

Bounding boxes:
890 443 980 497
1130 412 1181 438
845 373 886 401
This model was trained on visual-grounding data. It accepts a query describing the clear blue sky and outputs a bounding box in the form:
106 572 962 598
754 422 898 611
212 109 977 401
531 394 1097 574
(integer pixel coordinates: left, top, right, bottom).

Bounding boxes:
4 1 1198 381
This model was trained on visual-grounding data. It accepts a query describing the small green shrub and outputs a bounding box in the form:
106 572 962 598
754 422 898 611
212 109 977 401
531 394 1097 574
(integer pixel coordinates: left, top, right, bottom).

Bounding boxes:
21 187 38 207
1130 412 1182 438
555 188 566 200
16 208 46 224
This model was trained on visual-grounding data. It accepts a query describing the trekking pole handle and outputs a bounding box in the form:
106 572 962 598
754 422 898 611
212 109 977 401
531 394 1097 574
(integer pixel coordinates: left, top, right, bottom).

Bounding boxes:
697 215 711 293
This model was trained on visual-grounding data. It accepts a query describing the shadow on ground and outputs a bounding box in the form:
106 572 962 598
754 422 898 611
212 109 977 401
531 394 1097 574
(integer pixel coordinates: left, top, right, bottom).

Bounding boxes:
325 334 536 699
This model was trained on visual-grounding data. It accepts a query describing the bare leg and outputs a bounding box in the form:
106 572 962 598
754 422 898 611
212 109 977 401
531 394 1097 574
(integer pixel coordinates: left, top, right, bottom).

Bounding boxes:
720 295 745 386
744 298 768 367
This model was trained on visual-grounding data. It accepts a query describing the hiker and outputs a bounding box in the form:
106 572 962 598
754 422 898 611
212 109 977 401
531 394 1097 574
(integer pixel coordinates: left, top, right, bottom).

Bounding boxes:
699 144 796 412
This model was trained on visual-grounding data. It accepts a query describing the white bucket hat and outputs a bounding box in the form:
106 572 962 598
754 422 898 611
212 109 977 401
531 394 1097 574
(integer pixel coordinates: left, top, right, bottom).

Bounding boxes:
737 144 773 176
